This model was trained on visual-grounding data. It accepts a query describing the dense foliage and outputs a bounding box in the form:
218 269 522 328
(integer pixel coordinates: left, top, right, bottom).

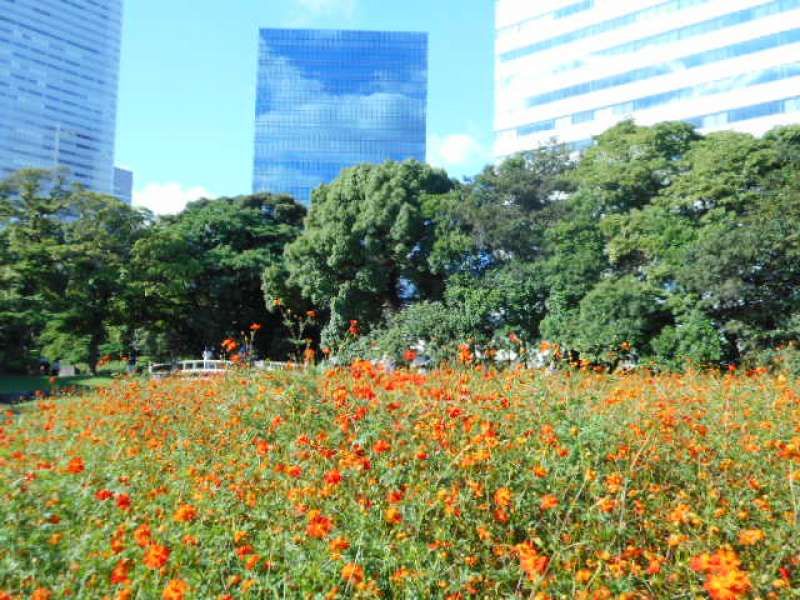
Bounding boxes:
0 171 305 372
2 120 799 373
1 366 798 598
279 121 800 372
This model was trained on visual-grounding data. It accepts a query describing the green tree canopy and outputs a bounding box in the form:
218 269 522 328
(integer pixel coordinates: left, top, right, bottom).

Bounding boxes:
131 193 305 359
269 160 452 345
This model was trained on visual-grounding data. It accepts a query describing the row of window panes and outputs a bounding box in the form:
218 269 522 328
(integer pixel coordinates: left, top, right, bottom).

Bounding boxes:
255 145 426 156
1 32 115 73
496 0 595 35
3 38 116 87
514 61 800 135
11 0 122 48
5 97 111 133
551 0 800 75
1 12 102 57
526 27 800 108
500 0 710 62
4 0 122 51
516 96 800 153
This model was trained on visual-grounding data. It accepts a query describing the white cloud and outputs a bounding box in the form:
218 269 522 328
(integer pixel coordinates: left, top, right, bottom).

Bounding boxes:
429 134 491 173
133 182 214 215
292 0 356 20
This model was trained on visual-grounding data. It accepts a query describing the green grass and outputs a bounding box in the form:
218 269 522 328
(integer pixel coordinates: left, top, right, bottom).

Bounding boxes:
0 374 115 396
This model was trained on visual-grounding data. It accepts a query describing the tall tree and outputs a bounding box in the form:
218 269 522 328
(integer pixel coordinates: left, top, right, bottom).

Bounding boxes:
132 193 305 359
269 160 452 345
38 193 150 373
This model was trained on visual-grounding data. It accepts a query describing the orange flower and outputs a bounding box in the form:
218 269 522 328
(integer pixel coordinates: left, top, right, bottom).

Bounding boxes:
329 536 350 555
306 310 318 319
249 323 262 332
31 590 51 600
692 548 752 600
341 563 365 584
111 559 132 585
134 523 152 547
385 507 403 525
494 487 512 508
737 529 765 546
515 542 549 580
540 494 559 510
233 530 249 544
533 465 549 478
66 457 85 474
162 579 190 600
373 439 391 453
306 510 334 539
144 544 170 569
304 347 317 363
404 349 418 362
174 503 198 523
387 489 405 504
705 569 752 600
458 343 474 364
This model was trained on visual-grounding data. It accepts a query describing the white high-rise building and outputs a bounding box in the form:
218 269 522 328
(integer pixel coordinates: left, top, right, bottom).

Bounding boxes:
0 0 123 193
495 0 800 159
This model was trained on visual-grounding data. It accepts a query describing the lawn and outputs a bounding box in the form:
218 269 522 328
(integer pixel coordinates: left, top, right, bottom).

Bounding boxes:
0 364 797 599
0 374 115 396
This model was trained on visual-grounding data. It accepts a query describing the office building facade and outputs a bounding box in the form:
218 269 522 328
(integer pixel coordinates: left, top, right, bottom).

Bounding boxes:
0 0 123 193
495 0 800 158
253 28 428 204
113 166 132 204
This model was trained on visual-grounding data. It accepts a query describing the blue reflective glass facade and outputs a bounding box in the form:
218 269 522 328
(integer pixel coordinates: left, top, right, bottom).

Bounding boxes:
113 165 132 204
253 29 427 204
0 0 123 193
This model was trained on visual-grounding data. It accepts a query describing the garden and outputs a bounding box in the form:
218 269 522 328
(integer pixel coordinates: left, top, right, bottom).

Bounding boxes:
1 363 798 598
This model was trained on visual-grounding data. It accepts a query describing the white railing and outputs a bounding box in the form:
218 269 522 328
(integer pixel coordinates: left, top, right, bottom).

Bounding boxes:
148 360 293 377
148 360 232 376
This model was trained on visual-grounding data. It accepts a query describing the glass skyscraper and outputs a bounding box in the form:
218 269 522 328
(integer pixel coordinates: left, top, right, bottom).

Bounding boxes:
253 29 428 204
495 0 800 158
0 0 123 194
113 166 132 204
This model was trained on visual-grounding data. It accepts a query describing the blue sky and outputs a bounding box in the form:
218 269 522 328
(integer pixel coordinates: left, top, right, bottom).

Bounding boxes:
116 0 495 213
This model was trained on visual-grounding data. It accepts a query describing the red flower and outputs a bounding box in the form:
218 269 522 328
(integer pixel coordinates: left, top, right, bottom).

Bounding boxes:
324 469 343 486
403 349 418 362
116 493 132 511
348 320 360 336
95 489 114 501
306 511 334 539
249 323 262 332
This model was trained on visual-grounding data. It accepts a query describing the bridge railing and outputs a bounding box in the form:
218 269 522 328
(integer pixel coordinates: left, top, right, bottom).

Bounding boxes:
148 360 294 377
148 360 232 376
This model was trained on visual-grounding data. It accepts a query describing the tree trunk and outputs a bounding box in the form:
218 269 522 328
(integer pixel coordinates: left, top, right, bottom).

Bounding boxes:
88 333 101 376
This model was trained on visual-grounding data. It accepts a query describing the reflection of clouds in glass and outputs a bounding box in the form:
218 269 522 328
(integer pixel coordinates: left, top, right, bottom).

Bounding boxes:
253 30 427 203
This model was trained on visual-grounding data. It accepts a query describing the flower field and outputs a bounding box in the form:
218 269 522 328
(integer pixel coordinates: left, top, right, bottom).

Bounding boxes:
1 365 799 599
